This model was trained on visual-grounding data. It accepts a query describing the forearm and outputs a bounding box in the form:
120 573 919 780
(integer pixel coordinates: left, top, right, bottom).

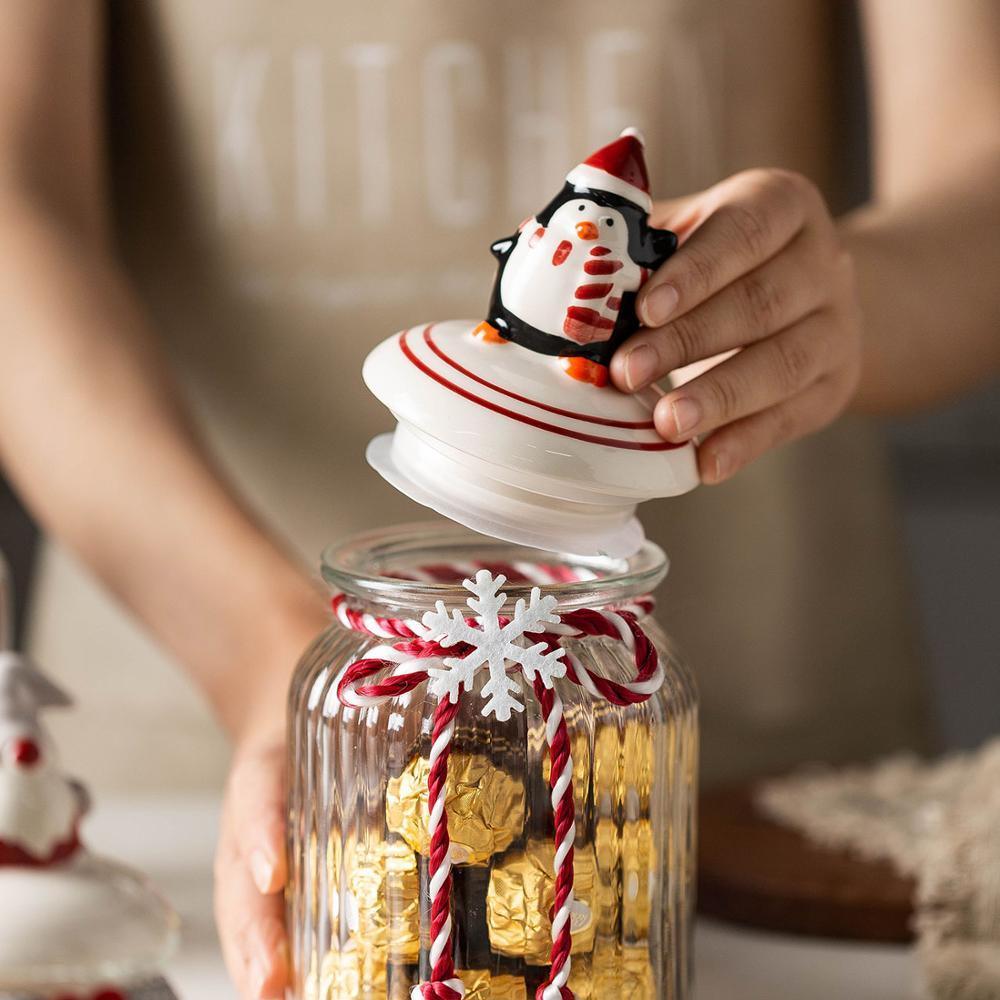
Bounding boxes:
0 189 326 737
850 0 1000 415
841 148 1000 414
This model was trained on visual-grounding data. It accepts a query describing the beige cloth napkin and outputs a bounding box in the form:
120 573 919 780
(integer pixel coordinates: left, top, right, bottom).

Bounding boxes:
759 741 1000 999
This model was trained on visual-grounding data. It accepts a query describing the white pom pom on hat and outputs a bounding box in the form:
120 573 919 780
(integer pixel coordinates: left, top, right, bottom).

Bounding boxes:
565 127 653 212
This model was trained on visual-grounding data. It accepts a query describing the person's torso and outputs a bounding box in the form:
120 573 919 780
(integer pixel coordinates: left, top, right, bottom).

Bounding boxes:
28 0 926 793
106 0 848 553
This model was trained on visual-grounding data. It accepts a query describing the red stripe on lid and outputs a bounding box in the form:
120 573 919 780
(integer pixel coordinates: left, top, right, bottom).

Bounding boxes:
399 326 683 450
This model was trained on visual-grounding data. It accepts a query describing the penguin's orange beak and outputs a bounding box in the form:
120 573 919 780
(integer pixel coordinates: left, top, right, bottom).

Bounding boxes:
575 221 599 240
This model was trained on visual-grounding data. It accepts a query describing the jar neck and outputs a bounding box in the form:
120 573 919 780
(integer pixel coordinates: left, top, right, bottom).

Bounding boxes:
321 521 667 615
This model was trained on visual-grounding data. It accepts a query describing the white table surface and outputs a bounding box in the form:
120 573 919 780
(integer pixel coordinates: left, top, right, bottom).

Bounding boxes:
83 795 920 1000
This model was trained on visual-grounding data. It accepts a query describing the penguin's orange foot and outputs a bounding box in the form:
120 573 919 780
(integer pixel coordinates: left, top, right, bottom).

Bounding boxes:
560 356 609 387
473 321 507 344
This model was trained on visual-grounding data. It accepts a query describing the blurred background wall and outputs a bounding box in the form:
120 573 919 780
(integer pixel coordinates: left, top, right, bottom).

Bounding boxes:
887 391 1000 750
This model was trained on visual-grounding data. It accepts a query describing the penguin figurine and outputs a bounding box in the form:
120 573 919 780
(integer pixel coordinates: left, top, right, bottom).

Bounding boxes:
478 128 677 386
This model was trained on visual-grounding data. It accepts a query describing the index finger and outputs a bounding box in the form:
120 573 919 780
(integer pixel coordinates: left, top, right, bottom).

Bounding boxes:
214 832 289 999
227 741 288 894
636 169 813 328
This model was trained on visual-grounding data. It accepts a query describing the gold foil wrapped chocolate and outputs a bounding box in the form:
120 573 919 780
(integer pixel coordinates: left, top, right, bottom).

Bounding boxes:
486 841 598 964
490 975 529 1000
315 943 385 999
593 723 623 937
386 752 525 865
457 969 528 1000
457 968 491 1000
567 946 599 1000
621 719 656 943
345 837 420 963
623 720 654 814
621 819 654 941
568 941 655 1000
384 839 422 960
593 722 622 812
620 944 656 999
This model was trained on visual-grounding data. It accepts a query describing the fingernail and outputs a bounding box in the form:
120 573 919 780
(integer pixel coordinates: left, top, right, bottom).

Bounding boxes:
623 344 658 391
670 397 702 436
641 283 679 327
711 452 730 483
250 849 275 893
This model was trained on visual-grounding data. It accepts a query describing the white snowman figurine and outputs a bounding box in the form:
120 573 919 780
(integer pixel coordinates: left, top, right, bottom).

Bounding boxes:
0 645 178 1000
480 127 677 386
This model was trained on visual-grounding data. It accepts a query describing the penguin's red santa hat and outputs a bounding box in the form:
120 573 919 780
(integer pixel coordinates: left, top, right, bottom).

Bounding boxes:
565 127 653 214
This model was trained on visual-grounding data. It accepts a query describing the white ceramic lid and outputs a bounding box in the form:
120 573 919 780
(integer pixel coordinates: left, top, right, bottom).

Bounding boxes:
0 651 178 992
363 320 699 556
0 852 178 990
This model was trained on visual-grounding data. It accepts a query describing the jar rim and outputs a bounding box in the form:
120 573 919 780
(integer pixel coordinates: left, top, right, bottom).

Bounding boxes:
321 520 668 611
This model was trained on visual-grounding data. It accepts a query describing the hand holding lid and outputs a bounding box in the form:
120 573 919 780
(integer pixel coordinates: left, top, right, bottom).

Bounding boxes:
364 130 699 557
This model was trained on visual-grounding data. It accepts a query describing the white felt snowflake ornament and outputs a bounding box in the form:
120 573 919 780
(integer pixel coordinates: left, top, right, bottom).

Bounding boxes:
422 570 566 721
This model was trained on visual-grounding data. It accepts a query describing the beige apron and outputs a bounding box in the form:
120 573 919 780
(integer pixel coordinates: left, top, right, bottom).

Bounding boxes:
28 0 927 792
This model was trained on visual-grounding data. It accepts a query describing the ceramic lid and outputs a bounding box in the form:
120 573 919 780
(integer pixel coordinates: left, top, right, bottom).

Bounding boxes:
0 854 179 991
0 651 178 992
363 129 699 556
364 320 698 556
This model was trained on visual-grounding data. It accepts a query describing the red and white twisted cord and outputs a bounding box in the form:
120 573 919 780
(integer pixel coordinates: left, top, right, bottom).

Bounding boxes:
534 678 575 1000
333 570 661 1000
337 654 464 1000
331 597 659 707
420 696 463 1000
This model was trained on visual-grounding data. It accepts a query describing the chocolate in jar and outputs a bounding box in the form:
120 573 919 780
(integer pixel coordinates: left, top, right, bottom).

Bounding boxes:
386 751 525 865
593 815 621 935
620 944 656 999
568 939 655 999
344 836 420 964
621 818 654 941
316 944 385 999
486 841 598 964
457 968 528 1000
622 719 653 815
383 838 422 961
593 722 624 937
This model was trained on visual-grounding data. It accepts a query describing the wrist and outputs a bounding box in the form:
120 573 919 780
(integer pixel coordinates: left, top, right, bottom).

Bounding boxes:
210 574 330 743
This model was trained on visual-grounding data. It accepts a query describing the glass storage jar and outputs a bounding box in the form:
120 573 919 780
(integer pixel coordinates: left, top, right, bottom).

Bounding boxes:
287 523 698 1000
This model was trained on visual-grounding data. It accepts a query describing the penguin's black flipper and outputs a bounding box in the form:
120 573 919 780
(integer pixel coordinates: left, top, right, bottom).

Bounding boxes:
630 223 678 271
649 226 678 263
490 233 519 259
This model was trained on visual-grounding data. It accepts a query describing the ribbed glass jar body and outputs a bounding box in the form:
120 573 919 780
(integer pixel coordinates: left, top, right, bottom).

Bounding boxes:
287 524 698 1000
